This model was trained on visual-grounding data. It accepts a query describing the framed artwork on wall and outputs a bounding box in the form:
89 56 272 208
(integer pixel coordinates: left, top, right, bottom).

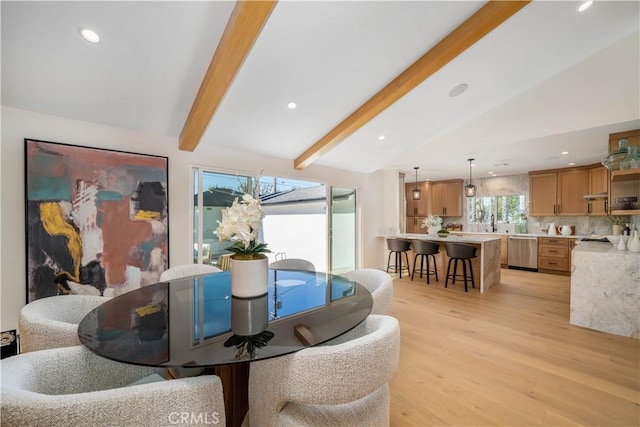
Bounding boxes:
24 139 169 303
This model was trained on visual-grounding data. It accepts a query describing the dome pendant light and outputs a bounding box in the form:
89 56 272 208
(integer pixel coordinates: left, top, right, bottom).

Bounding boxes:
412 167 421 200
465 158 476 197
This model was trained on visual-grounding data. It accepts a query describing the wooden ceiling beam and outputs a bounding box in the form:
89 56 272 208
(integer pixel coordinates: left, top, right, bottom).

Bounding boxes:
294 0 531 170
179 0 277 152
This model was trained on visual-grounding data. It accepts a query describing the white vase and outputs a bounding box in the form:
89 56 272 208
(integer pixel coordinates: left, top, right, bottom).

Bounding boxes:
617 236 627 251
230 257 268 297
627 230 640 253
428 225 441 236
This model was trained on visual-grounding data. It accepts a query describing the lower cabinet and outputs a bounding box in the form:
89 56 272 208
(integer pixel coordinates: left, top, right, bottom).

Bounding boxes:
538 237 577 275
500 235 508 267
406 217 427 234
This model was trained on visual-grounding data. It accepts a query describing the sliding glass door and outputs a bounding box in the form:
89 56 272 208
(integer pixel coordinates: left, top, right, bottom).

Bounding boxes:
329 187 357 274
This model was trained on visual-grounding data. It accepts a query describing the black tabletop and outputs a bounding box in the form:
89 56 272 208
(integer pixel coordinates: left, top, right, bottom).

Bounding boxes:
78 269 373 367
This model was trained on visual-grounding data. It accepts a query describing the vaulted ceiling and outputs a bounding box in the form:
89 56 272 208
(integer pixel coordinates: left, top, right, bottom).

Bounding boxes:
2 1 639 181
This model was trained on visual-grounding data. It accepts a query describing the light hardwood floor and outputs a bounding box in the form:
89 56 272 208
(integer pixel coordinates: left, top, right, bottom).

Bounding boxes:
388 268 640 426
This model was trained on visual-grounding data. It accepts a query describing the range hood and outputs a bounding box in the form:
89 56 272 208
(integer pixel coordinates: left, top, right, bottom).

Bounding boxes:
583 192 608 200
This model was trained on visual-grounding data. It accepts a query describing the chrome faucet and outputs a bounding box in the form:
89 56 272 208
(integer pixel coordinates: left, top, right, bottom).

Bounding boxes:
490 214 496 232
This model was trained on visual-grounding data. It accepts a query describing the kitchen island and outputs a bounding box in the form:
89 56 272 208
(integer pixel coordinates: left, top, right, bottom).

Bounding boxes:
570 241 640 339
388 233 501 293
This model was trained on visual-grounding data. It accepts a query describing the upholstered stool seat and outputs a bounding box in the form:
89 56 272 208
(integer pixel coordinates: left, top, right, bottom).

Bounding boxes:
411 240 440 284
444 243 478 292
386 239 411 278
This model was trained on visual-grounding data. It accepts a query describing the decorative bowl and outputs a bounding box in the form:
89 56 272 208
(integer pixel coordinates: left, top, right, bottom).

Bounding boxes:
606 235 620 244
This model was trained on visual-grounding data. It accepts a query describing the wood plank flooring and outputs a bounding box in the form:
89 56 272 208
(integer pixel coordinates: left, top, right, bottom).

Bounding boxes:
388 268 640 426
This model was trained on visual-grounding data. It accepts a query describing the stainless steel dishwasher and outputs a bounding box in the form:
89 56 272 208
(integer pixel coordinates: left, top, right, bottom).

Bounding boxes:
507 236 538 271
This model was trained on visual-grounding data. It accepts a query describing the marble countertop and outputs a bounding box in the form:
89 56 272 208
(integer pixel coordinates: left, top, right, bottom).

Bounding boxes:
573 240 640 256
392 233 500 243
449 231 583 239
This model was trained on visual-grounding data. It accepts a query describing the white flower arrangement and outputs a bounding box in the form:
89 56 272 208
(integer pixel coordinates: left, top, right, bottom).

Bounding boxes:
214 194 270 260
421 214 443 229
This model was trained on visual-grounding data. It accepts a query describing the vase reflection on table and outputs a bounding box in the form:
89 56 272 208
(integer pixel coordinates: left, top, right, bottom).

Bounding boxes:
225 294 273 359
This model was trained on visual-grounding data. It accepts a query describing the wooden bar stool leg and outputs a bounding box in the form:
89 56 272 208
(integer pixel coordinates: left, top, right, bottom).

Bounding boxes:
445 258 454 288
462 259 468 292
468 259 475 289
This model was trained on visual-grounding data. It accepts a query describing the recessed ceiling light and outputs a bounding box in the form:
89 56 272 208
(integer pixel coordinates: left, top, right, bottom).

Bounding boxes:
568 162 576 166
578 1 593 12
80 28 100 44
449 83 469 97
378 135 385 141
287 102 297 110
488 171 494 174
561 151 569 155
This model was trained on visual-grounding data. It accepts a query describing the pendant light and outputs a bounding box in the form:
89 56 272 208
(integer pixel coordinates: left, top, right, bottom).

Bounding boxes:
465 158 476 197
412 167 421 200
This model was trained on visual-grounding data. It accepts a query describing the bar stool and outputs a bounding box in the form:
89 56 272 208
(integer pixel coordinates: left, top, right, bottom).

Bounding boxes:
386 238 411 278
411 240 440 284
444 243 478 292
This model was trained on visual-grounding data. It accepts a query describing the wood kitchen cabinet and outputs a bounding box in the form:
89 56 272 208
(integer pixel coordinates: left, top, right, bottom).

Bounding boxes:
538 237 577 275
587 165 609 215
608 129 639 153
430 180 463 217
610 168 640 216
406 216 426 234
500 235 508 267
405 181 431 217
529 167 590 216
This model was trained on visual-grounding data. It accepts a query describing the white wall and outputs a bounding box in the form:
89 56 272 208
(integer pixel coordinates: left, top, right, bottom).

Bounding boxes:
1 107 387 331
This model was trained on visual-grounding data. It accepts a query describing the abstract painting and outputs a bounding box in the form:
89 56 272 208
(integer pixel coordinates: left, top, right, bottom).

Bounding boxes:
25 139 169 303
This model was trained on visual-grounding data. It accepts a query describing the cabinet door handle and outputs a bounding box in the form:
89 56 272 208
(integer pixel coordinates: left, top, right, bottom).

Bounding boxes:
605 199 608 213
587 203 591 214
557 204 560 214
549 250 558 253
553 205 556 215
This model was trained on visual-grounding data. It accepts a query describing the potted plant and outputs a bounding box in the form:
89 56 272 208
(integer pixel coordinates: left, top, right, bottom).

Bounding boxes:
421 215 443 236
215 194 271 297
608 215 629 236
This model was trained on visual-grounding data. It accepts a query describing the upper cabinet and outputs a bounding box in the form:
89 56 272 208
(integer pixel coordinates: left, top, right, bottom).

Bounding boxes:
610 169 640 216
587 165 609 215
608 129 639 154
529 172 557 216
608 129 640 216
529 167 591 216
430 180 463 217
405 181 431 217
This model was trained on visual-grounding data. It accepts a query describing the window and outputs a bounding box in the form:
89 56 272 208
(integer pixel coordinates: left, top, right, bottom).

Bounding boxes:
192 167 350 272
467 195 526 224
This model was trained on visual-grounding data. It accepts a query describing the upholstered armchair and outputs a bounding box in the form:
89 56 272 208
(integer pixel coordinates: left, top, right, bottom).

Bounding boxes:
19 294 110 353
1 345 226 427
160 263 221 281
342 268 394 314
249 314 400 426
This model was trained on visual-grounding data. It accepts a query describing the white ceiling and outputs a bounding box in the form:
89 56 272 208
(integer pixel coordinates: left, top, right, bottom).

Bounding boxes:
2 1 639 181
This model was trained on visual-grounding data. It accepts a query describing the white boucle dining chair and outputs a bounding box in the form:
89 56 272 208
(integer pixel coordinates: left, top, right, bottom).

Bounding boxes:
269 258 316 272
1 345 226 427
248 314 400 427
19 294 110 353
159 263 222 281
342 268 394 314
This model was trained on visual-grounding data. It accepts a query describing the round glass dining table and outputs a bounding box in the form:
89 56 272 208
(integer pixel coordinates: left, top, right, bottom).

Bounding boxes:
78 268 373 427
